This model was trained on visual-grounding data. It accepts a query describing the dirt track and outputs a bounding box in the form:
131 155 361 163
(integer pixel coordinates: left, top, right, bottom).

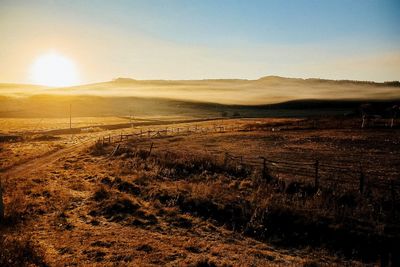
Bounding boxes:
0 117 215 178
0 137 96 180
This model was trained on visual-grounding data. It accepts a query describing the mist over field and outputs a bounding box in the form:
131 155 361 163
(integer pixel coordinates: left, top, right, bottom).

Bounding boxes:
2 76 400 104
0 76 399 118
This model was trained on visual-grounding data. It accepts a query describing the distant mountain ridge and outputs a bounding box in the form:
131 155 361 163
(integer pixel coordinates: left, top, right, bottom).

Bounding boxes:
113 75 400 86
1 75 399 90
260 76 400 87
0 75 399 106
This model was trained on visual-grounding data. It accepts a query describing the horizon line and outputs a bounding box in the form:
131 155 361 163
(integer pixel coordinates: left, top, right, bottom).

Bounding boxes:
2 74 400 88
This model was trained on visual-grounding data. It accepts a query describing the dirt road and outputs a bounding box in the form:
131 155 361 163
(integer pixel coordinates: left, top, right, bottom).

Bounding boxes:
0 137 96 180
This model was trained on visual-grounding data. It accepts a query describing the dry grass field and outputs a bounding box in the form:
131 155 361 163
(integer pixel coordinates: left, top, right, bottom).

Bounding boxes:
0 116 200 171
1 117 399 266
2 1 400 266
0 117 131 133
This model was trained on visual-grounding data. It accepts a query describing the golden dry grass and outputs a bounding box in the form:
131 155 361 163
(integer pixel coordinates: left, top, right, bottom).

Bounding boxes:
0 118 399 266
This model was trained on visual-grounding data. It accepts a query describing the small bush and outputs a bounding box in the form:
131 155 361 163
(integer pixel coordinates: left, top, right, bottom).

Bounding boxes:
0 234 47 267
232 111 241 117
303 260 320 267
100 197 140 219
89 141 109 156
92 186 110 202
0 135 23 143
193 258 217 267
4 189 28 225
31 135 61 142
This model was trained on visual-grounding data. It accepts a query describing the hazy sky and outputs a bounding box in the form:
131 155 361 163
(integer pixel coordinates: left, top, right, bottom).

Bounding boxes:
1 0 399 84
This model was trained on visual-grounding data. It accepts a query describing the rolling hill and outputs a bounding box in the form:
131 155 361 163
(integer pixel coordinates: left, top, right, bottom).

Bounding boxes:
0 76 399 117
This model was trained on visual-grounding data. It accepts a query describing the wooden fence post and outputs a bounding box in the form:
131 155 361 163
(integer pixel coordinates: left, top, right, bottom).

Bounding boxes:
120 132 123 142
224 152 229 167
359 163 365 194
391 180 396 219
108 134 111 143
260 157 270 182
262 157 266 179
0 178 4 223
237 156 243 171
314 160 319 191
148 143 154 157
110 144 120 157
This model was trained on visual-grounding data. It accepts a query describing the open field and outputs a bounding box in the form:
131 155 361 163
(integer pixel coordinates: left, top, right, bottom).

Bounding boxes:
2 1 400 265
0 117 132 133
1 117 399 266
0 116 209 170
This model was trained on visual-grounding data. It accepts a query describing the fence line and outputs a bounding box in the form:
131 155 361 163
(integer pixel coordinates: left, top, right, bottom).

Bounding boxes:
99 124 233 145
223 150 398 192
96 124 399 193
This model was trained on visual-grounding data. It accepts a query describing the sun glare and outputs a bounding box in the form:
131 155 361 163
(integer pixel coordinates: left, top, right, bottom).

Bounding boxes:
30 52 79 87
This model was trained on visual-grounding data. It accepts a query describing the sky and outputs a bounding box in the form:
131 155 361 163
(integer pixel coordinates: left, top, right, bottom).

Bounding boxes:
0 0 399 84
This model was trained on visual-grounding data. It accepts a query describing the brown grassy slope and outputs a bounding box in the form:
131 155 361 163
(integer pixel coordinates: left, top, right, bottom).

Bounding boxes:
1 118 399 266
87 128 399 264
0 143 334 266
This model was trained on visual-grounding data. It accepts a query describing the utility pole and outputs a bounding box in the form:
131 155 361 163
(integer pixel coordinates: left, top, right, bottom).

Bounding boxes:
130 104 134 128
0 178 4 223
69 103 72 130
130 108 133 128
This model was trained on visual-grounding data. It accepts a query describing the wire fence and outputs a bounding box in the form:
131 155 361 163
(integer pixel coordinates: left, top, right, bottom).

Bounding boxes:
99 124 239 144
96 124 400 195
221 152 399 192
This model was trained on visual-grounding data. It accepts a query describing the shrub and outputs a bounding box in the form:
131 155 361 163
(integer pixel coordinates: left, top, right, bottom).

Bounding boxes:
89 141 109 156
0 234 47 267
92 186 110 202
193 258 217 267
4 188 28 225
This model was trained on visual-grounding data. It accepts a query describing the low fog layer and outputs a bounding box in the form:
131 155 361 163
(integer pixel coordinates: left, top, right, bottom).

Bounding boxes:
0 76 399 118
1 76 399 105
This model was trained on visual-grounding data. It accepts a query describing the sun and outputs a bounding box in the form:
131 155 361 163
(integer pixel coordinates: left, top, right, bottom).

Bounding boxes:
30 52 79 87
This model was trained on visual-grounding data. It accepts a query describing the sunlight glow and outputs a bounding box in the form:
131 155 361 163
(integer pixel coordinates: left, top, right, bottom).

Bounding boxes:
30 52 79 87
